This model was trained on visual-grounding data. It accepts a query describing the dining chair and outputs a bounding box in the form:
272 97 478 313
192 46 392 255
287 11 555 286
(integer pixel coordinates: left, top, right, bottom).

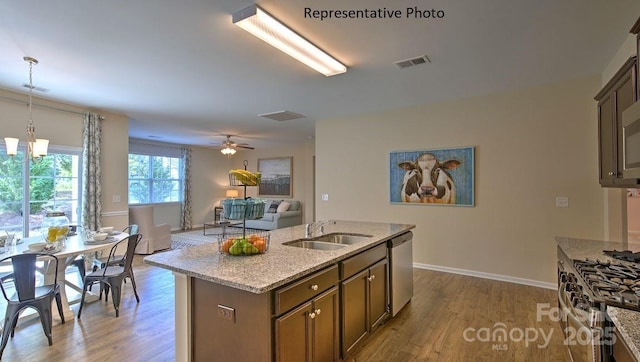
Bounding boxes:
0 253 65 358
91 224 139 272
77 233 142 318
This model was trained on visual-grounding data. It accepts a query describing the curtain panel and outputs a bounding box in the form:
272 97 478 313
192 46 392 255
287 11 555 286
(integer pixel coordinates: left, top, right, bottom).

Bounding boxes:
180 147 192 230
81 112 102 231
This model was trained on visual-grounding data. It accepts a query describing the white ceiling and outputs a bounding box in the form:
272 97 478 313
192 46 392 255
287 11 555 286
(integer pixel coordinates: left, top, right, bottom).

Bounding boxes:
0 0 638 150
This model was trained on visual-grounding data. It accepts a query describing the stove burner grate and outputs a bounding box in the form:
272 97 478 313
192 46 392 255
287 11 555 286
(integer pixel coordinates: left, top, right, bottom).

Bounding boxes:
572 258 640 311
603 249 640 263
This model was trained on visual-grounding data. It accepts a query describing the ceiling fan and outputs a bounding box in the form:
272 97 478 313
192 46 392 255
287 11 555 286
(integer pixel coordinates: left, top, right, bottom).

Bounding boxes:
217 135 254 155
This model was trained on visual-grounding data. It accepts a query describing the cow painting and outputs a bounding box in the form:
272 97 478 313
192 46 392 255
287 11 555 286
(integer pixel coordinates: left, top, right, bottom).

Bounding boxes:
398 153 461 204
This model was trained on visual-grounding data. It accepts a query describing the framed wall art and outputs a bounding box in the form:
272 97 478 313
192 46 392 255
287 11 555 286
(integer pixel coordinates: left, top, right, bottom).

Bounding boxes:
258 157 292 197
390 146 474 206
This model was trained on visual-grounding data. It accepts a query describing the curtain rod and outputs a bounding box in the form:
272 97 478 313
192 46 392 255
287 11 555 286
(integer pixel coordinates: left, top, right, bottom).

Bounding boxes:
0 94 106 120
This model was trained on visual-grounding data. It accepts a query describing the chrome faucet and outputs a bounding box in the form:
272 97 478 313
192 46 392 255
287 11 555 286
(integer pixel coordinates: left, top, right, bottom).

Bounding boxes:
305 221 330 238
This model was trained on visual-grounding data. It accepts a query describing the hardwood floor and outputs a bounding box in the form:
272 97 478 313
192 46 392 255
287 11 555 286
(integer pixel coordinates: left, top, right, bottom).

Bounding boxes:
346 270 570 362
0 256 176 362
0 258 569 361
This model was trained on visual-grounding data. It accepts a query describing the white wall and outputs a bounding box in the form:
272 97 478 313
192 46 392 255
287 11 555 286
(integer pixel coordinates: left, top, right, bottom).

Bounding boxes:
315 76 604 285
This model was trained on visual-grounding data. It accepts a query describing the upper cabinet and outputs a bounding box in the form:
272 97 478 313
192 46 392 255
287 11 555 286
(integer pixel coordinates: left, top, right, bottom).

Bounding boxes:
595 17 640 188
595 56 639 187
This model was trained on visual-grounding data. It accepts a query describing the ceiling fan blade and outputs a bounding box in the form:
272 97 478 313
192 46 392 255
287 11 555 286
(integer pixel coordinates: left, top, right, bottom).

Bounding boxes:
235 144 255 150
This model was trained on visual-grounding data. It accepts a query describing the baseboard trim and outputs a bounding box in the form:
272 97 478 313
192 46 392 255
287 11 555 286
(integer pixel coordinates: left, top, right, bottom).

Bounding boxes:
413 262 556 290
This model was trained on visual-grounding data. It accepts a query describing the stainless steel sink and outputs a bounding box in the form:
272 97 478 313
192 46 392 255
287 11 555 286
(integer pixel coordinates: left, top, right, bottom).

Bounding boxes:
306 233 373 245
283 233 373 250
283 240 347 250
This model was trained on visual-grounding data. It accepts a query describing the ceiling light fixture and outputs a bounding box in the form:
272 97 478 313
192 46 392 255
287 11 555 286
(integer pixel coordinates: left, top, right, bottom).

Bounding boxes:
232 5 346 77
221 146 237 156
4 57 49 162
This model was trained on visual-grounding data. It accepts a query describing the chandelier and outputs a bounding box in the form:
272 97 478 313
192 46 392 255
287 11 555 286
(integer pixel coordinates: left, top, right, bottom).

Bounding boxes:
4 57 49 162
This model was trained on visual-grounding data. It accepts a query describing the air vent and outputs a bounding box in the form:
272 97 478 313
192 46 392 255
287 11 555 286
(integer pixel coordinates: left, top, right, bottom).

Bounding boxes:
259 110 306 121
22 83 49 92
394 55 431 69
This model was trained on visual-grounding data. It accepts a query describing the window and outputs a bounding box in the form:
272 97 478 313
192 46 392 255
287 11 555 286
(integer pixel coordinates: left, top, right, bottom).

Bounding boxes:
0 147 82 238
128 154 183 204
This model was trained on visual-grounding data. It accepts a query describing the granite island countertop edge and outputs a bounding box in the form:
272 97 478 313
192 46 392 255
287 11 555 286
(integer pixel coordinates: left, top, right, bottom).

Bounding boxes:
144 221 415 294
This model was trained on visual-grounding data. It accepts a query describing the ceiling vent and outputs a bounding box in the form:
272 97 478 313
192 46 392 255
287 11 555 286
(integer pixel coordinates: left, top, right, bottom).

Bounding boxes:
22 83 49 92
259 110 306 121
394 55 431 69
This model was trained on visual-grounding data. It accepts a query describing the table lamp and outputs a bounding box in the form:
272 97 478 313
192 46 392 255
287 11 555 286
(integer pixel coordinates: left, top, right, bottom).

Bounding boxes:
226 189 239 198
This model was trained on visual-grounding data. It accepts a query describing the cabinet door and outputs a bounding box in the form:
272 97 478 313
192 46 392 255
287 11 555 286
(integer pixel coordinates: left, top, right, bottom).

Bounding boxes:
341 269 369 356
312 286 339 362
368 259 389 331
614 68 637 185
276 301 312 362
598 95 615 185
596 56 639 187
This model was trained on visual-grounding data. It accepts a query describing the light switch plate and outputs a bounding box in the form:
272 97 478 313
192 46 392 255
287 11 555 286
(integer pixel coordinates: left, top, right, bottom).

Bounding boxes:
556 196 569 208
321 194 329 201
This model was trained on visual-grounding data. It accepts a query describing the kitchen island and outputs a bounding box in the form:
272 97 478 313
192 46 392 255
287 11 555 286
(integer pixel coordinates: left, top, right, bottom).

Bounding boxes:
556 236 640 360
144 220 414 362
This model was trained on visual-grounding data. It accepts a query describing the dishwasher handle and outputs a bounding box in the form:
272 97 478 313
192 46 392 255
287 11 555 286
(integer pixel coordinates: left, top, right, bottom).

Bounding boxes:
389 231 413 247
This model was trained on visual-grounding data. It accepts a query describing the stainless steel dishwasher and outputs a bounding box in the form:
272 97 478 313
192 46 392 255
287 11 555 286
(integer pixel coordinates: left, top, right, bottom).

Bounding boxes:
388 231 413 316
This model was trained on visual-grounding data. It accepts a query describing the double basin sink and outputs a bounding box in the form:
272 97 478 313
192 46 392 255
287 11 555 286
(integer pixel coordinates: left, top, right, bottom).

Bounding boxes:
283 233 373 251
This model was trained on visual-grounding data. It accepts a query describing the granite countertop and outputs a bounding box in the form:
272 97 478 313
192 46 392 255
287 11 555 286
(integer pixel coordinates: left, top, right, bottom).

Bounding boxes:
556 236 640 359
144 220 414 294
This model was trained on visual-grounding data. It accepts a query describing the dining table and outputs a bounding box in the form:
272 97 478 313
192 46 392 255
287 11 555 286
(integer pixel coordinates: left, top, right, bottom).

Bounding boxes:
3 230 129 323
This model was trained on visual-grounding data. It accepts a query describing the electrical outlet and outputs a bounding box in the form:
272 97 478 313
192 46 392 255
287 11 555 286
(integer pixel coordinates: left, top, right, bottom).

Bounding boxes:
218 305 235 322
555 196 569 208
112 195 121 203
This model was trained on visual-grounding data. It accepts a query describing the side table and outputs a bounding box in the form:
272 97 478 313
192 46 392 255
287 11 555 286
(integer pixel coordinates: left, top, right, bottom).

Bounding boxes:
203 220 241 237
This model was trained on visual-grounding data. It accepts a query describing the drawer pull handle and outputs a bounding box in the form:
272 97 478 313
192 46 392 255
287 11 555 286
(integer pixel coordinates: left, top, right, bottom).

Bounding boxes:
309 312 316 319
368 275 376 282
310 284 319 291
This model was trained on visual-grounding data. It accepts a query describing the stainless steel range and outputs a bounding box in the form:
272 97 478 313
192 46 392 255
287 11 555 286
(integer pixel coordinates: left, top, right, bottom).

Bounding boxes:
557 247 640 362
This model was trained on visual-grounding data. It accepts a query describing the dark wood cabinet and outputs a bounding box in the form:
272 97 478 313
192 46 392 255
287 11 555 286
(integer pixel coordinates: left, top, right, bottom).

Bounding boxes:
340 246 389 358
595 56 640 187
275 286 339 362
274 266 339 362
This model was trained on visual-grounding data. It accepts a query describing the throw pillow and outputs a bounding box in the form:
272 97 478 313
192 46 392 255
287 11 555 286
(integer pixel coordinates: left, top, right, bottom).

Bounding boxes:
277 201 290 213
267 200 281 213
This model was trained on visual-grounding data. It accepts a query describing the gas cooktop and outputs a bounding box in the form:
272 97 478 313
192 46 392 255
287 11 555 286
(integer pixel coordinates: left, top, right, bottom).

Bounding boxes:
572 258 640 311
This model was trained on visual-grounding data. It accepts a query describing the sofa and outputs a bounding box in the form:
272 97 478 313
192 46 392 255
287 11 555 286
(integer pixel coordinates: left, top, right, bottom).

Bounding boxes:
241 199 303 230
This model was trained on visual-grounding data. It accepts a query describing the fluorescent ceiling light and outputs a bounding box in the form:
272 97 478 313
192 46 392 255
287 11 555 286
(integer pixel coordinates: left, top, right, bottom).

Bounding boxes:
232 5 346 77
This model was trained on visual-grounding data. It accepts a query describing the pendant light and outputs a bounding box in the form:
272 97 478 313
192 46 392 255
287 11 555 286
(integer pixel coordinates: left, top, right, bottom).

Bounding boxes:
4 56 49 162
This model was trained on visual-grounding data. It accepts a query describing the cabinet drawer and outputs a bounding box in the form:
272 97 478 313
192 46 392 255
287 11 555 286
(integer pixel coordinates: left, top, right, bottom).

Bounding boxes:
275 265 338 316
341 243 387 279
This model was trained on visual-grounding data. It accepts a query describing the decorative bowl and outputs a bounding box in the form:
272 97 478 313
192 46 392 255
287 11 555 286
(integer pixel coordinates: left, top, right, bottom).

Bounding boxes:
93 232 109 241
28 242 46 252
99 226 114 234
218 231 269 256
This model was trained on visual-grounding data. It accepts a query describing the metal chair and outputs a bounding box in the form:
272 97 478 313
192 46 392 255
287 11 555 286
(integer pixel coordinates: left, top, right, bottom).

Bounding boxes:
87 225 140 293
0 253 65 358
92 224 139 272
77 234 142 318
